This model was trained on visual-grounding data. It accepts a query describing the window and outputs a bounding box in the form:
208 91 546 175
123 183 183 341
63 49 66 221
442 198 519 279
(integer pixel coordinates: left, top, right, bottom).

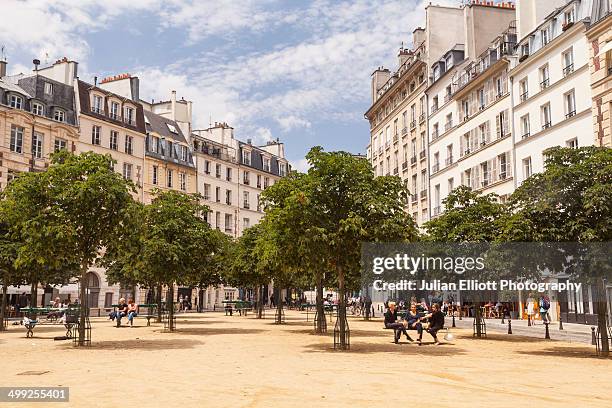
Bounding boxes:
166 123 178 134
123 163 133 181
243 191 250 209
215 187 221 202
44 82 53 95
9 95 23 109
522 157 532 180
521 43 529 57
432 96 439 112
32 102 44 116
216 164 221 178
91 125 101 145
181 145 188 162
256 194 261 211
243 218 250 229
110 131 118 150
521 114 530 138
242 149 251 165
495 76 503 97
54 138 67 152
562 49 574 77
54 109 65 122
152 165 158 185
541 103 552 129
448 177 454 193
215 211 221 230
92 95 103 114
110 102 119 120
565 90 576 118
125 135 133 155
167 169 173 187
243 171 251 185
541 26 550 46
32 132 43 159
264 177 269 189
519 79 529 102
279 163 287 177
224 214 233 233
263 157 271 172
257 174 262 188
223 167 231 181
433 65 440 81
179 172 186 191
124 107 134 125
477 88 485 109
203 183 211 200
566 138 578 149
203 160 211 175
10 125 23 153
540 65 550 89
496 110 509 138
607 50 612 76
564 8 575 25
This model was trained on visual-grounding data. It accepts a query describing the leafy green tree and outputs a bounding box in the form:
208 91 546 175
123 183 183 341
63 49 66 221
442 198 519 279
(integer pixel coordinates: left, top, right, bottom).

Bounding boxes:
1 151 135 345
505 146 612 354
0 221 21 331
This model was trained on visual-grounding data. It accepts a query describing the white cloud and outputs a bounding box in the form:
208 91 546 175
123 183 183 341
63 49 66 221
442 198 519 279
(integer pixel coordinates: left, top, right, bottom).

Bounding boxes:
290 158 311 173
276 116 312 133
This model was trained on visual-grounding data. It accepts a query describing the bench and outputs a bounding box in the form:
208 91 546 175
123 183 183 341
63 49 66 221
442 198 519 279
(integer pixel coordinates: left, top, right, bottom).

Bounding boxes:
19 307 79 338
111 304 157 327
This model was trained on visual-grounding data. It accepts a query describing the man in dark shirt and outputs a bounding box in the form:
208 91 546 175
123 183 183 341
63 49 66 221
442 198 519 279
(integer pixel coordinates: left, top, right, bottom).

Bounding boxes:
422 303 445 345
384 302 412 344
115 298 128 327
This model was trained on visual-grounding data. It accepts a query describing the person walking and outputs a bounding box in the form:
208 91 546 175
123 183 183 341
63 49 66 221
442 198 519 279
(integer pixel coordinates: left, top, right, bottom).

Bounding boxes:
539 295 551 324
526 296 535 325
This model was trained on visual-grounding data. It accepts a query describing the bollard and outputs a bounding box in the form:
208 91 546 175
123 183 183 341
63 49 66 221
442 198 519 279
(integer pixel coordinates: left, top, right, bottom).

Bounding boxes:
501 313 505 325
452 314 456 328
544 322 550 339
591 327 596 345
559 319 563 330
527 316 531 327
508 319 512 334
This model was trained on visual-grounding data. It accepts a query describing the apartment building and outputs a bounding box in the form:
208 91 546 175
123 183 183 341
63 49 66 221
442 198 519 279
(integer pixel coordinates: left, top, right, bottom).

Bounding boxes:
511 0 594 184
430 22 517 215
0 61 79 189
588 0 612 147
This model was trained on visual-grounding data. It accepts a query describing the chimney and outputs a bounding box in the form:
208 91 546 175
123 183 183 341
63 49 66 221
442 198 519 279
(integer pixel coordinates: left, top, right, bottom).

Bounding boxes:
0 59 6 78
171 90 176 121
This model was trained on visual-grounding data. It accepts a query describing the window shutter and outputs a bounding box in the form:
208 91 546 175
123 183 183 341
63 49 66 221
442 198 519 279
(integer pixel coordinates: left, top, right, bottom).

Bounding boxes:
502 109 509 135
486 121 491 142
460 134 465 156
495 114 501 139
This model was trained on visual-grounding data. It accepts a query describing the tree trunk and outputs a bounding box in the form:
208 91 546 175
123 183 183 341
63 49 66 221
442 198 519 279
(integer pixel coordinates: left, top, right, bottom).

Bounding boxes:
337 266 348 349
596 278 609 356
275 286 283 324
30 281 38 308
315 274 326 334
78 262 88 346
0 282 7 331
156 284 163 323
167 284 175 331
475 301 483 338
255 285 262 319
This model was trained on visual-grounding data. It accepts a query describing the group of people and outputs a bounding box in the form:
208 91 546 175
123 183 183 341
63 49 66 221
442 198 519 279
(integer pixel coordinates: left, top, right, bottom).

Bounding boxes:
384 301 446 345
109 298 138 326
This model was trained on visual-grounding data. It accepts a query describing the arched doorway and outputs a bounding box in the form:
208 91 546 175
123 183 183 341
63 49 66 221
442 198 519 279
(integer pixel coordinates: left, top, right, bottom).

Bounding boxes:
85 272 100 308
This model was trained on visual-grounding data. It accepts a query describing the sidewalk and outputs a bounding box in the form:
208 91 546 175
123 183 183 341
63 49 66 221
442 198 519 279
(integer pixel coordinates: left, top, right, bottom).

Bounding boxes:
446 316 597 344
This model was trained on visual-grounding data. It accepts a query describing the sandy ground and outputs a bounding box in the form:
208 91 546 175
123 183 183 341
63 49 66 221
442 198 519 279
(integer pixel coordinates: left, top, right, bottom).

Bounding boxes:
1 310 611 408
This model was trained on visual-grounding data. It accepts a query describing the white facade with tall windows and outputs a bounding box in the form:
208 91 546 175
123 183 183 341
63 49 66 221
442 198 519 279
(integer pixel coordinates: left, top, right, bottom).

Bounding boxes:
511 0 594 185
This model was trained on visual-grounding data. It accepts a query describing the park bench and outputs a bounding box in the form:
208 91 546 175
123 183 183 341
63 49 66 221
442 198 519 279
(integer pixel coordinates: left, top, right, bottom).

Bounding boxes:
20 307 78 338
111 304 157 327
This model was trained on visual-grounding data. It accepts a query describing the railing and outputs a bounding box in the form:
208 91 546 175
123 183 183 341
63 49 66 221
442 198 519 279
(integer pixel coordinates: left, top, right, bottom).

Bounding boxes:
445 156 453 166
410 120 416 129
410 156 417 165
420 189 428 198
419 113 425 123
563 64 574 77
432 130 439 140
419 150 426 160
520 91 528 102
431 105 439 114
244 203 250 209
393 134 399 143
411 193 418 203
393 167 399 175
432 163 440 173
444 121 453 131
521 132 530 139
542 122 552 130
444 94 451 103
402 161 408 170
433 206 441 217
540 78 550 90
565 111 576 119
402 127 408 135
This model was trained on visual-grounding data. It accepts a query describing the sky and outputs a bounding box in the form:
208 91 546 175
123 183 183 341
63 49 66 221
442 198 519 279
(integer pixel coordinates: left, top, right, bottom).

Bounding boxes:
0 0 465 171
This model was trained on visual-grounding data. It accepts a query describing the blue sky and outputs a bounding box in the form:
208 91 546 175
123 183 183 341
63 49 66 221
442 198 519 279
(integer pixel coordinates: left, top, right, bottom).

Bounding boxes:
1 0 463 171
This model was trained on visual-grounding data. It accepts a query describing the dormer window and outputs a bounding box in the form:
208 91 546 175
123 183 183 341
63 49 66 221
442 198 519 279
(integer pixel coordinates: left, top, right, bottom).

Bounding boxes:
521 43 529 57
92 95 103 114
564 8 575 25
279 163 287 177
54 109 65 122
44 82 53 95
180 145 188 161
433 65 441 81
124 106 134 125
541 26 551 46
110 101 120 120
9 94 23 109
242 149 251 165
445 54 453 70
32 102 44 116
263 157 270 172
166 123 178 134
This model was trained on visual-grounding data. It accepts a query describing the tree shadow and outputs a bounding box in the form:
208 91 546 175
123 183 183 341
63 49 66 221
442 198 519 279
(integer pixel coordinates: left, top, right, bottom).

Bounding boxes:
454 333 558 343
302 341 467 355
516 346 606 359
172 327 269 336
60 338 203 350
165 319 224 326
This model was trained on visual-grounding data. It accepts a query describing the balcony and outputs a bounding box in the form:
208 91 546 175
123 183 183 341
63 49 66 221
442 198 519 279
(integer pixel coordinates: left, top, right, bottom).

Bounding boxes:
432 130 440 140
411 193 418 203
565 111 576 119
216 172 221 179
420 189 428 198
393 167 399 175
520 91 528 102
563 64 574 77
431 105 439 114
463 147 472 156
393 134 399 143
521 132 530 140
385 142 390 150
419 150 426 160
444 94 451 104
243 178 250 185
433 206 441 217
419 113 426 123
432 163 440 173
410 156 417 165
542 122 552 130
410 120 416 130
402 161 408 170
445 156 453 166
402 127 408 135
540 78 550 90
244 203 250 210
444 121 453 132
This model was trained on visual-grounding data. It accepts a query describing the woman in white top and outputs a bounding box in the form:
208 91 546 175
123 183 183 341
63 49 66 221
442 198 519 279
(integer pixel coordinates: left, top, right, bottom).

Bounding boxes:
526 297 535 325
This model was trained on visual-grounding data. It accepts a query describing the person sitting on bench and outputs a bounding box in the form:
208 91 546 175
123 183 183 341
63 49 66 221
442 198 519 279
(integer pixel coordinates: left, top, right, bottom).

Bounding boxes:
110 298 128 326
127 299 138 326
421 303 445 345
404 303 424 343
384 302 412 344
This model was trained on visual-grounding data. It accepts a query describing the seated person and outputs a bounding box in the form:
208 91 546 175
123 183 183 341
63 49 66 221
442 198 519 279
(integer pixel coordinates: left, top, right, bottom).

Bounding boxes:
404 303 424 342
109 298 128 325
384 302 412 344
127 299 138 326
47 297 62 319
421 303 445 345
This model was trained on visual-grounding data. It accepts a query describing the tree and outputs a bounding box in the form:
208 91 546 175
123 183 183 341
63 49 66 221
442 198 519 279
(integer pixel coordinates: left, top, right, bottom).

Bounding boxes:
0 221 21 331
505 146 612 354
424 185 508 337
1 151 136 345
